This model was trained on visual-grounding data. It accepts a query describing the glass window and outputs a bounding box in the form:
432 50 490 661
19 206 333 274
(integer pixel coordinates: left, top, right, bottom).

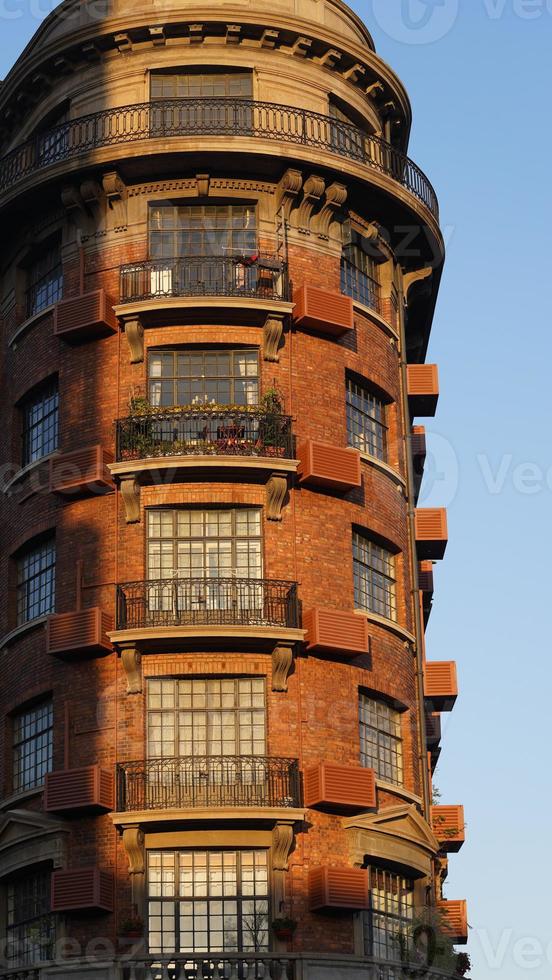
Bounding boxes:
148 204 257 260
341 243 380 311
346 377 387 461
359 694 403 784
16 537 56 626
363 868 414 966
148 850 269 955
147 508 262 581
12 700 53 792
6 871 56 966
21 378 59 466
151 72 252 100
26 244 63 317
148 349 259 408
147 677 266 759
353 531 396 621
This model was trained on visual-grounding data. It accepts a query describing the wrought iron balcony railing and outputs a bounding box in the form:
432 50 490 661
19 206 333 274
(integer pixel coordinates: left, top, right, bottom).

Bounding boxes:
116 577 301 631
116 755 301 812
0 98 439 219
117 956 465 980
120 254 289 303
115 409 295 463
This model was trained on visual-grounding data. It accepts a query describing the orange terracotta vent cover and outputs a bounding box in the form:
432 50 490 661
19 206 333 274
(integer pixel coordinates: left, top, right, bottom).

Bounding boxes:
293 284 354 336
309 867 369 910
53 289 117 342
304 762 376 813
51 868 114 913
303 607 369 657
47 608 113 658
298 440 361 492
44 766 114 813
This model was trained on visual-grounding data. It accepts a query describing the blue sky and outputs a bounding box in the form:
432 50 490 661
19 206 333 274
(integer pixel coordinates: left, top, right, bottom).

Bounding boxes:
2 1 551 977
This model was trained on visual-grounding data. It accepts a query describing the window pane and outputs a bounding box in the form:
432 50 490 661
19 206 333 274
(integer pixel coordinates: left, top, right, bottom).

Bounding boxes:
346 377 387 461
341 243 380 310
363 867 414 965
16 537 56 626
12 700 53 792
359 693 403 784
353 531 396 621
147 348 259 408
22 379 59 466
7 871 56 966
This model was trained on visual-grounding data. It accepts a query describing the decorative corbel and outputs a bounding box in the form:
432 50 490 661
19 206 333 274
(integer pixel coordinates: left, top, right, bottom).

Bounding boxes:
272 643 294 692
81 43 101 62
196 173 210 197
272 822 296 871
120 645 142 694
124 315 144 363
226 24 241 44
403 266 433 303
366 81 385 100
316 48 341 69
61 185 96 237
291 36 312 58
262 314 285 362
189 24 203 44
122 826 145 874
342 63 366 84
114 32 132 54
293 174 325 233
261 29 279 48
276 169 303 222
102 171 127 232
120 476 141 523
311 182 347 239
148 25 166 46
266 473 288 521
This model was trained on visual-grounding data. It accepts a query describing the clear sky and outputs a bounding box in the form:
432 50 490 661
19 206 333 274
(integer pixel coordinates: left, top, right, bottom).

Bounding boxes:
1 2 551 978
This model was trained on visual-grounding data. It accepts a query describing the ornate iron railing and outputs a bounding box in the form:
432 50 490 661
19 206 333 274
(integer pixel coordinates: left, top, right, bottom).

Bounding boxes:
116 577 300 630
115 409 294 463
0 98 439 218
121 957 294 980
116 755 301 811
120 254 289 303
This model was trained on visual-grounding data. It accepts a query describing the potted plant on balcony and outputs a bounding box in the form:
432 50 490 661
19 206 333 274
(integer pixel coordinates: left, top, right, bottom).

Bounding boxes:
119 913 144 940
271 917 297 942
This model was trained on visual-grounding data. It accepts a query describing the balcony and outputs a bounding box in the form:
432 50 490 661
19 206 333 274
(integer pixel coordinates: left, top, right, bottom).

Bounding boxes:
304 762 376 813
46 607 113 658
49 445 114 496
50 867 114 913
113 409 296 477
298 440 362 492
113 577 302 648
53 289 117 342
0 99 439 221
44 765 114 814
120 254 289 305
293 284 354 337
431 805 466 853
303 607 369 657
407 364 440 418
116 755 301 814
415 508 448 560
424 661 458 712
309 867 369 910
438 899 469 945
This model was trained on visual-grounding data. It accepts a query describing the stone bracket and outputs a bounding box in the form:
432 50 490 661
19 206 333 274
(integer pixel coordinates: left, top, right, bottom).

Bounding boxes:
276 169 303 221
272 821 296 871
403 266 433 302
293 174 325 233
120 475 141 523
102 170 128 232
272 642 294 692
122 826 145 874
262 313 285 362
266 473 288 521
311 182 347 239
124 315 144 363
120 645 142 694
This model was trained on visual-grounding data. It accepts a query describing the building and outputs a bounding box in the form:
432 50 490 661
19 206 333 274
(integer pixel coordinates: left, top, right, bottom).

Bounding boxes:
0 0 467 976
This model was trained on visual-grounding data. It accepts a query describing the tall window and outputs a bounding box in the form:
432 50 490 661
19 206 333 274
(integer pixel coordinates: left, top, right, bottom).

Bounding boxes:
363 868 414 965
148 509 262 581
359 693 403 784
341 242 380 311
149 204 257 259
21 378 59 466
6 871 56 966
148 850 269 954
346 376 387 461
151 71 252 100
353 531 396 621
16 537 56 626
147 677 266 759
150 71 253 135
148 349 259 408
12 699 53 792
26 243 63 318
